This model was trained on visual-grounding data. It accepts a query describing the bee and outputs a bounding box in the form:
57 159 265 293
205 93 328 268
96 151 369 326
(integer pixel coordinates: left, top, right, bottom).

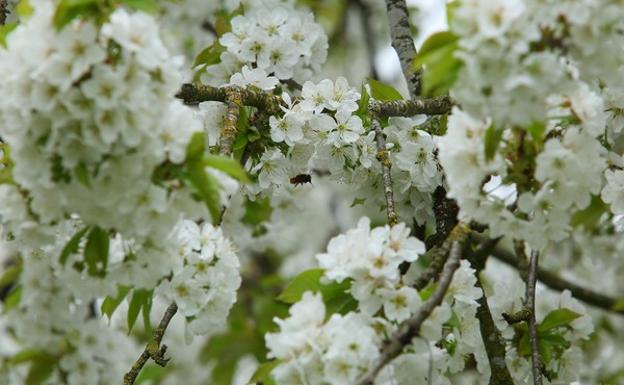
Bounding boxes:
289 173 312 186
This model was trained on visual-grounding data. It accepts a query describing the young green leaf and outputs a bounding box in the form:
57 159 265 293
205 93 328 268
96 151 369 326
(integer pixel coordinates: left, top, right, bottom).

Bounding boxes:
538 308 583 332
83 226 109 277
368 78 403 101
0 22 18 48
185 160 222 223
277 269 352 310
484 124 504 162
0 263 22 287
59 226 90 266
250 360 281 384
53 0 101 30
412 31 462 97
193 42 226 68
127 289 152 333
101 285 131 319
204 155 251 183
185 132 206 162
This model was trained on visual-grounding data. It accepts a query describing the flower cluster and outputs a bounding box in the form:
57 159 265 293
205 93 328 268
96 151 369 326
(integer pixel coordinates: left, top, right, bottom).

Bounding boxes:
266 219 489 385
156 220 241 339
0 248 140 385
0 2 209 245
265 292 384 385
201 0 327 87
437 0 624 248
317 217 424 320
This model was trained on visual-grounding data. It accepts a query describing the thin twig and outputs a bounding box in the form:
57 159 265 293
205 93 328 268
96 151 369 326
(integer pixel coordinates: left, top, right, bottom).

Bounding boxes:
527 250 543 385
383 0 421 98
372 117 398 226
353 240 463 385
472 233 624 315
123 302 178 385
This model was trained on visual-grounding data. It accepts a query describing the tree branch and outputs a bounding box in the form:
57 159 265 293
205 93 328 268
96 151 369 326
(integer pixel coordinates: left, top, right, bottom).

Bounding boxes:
526 250 543 385
0 0 7 26
354 231 466 385
472 233 624 315
123 302 178 385
383 0 421 98
177 83 284 115
372 117 398 226
369 96 453 117
176 84 453 119
468 238 515 385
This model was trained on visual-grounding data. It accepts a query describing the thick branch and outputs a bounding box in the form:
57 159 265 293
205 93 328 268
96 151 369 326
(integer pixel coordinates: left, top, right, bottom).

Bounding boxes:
468 239 515 385
384 0 421 98
369 96 453 117
176 84 453 120
123 302 178 385
354 235 464 385
527 251 543 385
372 117 397 225
177 83 284 115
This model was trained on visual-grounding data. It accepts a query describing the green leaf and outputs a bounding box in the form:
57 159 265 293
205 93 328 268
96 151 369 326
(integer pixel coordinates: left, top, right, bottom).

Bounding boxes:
250 360 281 384
419 282 438 301
350 197 366 208
83 226 109 277
74 163 90 187
0 22 18 47
185 132 206 162
142 291 153 336
277 269 353 315
0 263 22 287
186 160 222 223
412 31 462 97
356 82 370 117
417 31 458 59
8 349 55 366
16 0 34 17
368 78 403 101
193 42 225 68
570 195 608 229
53 0 101 30
484 124 504 162
26 360 55 385
59 226 90 266
101 285 131 319
4 286 22 312
526 121 546 144
117 0 158 12
127 289 152 333
242 196 273 227
204 155 250 183
538 308 582 332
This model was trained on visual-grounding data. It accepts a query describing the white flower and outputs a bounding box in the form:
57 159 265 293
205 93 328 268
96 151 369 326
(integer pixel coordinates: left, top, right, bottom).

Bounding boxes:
230 65 279 90
270 111 305 146
448 260 482 306
379 286 422 322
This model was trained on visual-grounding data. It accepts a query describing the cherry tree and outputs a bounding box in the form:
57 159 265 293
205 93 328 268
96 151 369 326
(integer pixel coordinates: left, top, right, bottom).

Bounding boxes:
0 1 623 385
